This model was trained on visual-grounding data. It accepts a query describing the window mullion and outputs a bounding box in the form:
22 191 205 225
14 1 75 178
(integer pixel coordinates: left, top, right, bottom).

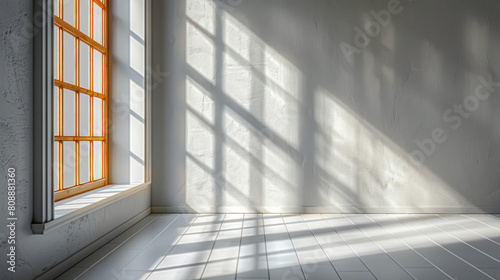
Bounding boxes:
89 0 94 182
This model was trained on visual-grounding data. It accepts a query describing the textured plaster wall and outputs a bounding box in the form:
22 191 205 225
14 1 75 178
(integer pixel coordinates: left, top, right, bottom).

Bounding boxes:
0 1 149 279
152 0 500 213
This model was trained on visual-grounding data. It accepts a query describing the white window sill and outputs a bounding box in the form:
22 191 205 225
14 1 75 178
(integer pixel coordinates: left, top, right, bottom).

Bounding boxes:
32 182 150 234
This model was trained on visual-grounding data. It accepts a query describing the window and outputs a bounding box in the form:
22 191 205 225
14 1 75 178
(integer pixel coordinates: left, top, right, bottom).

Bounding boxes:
53 0 108 201
33 0 149 233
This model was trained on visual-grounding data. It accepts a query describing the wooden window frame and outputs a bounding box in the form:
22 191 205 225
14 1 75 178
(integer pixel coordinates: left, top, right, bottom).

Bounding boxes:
33 0 152 235
53 0 109 201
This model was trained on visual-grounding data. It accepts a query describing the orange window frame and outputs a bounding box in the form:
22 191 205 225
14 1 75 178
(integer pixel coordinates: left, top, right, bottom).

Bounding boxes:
53 0 109 201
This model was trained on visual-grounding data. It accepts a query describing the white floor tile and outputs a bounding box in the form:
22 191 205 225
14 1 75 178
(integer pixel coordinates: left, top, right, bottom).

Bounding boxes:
109 215 159 245
405 267 450 280
346 214 435 269
373 214 492 280
263 214 304 280
338 271 377 280
303 214 369 273
54 214 500 280
74 243 121 268
201 215 243 279
77 249 141 280
324 214 413 280
123 214 198 271
237 214 268 279
120 214 180 250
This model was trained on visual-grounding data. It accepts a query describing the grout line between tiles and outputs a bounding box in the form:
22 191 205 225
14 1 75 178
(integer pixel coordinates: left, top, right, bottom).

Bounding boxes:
143 213 200 280
343 214 416 280
199 214 227 280
280 214 307 280
73 214 161 279
436 214 500 247
388 214 495 280
412 214 500 264
321 214 379 280
261 214 271 280
233 214 246 280
300 215 342 280
365 214 453 280
462 214 500 232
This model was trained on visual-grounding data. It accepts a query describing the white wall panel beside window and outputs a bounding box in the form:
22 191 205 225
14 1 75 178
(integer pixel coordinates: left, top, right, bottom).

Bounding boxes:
109 0 147 185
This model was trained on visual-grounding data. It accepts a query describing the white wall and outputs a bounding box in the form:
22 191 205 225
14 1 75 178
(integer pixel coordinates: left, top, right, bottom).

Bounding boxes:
0 1 149 279
109 0 146 184
151 0 500 213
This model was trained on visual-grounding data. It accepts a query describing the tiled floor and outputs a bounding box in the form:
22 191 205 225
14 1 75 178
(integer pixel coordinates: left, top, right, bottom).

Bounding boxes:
57 213 500 280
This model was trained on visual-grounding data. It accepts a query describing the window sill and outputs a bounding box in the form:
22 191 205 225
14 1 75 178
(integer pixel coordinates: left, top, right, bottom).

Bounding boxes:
31 182 150 234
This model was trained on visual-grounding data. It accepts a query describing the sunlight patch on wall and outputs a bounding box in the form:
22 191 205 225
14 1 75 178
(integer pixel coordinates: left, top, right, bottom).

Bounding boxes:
129 79 145 183
129 114 144 183
186 0 216 35
129 0 144 40
185 94 216 211
130 36 145 77
186 21 215 82
222 108 298 208
186 77 215 126
314 87 467 209
186 156 218 212
223 15 251 61
185 77 217 209
129 79 144 118
183 4 305 210
222 53 253 111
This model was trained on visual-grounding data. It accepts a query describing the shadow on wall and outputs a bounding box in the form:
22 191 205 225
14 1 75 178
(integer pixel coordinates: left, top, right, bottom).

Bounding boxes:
153 0 500 213
109 0 145 184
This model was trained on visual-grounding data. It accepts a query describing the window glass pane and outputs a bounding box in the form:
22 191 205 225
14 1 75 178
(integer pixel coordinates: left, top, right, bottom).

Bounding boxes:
79 42 90 89
93 97 102 136
54 0 60 17
93 141 102 179
63 89 75 136
79 0 90 35
54 26 59 80
62 31 75 84
79 141 90 184
79 94 90 136
62 0 75 26
54 0 107 195
93 49 102 93
93 3 102 44
54 142 59 191
63 141 75 188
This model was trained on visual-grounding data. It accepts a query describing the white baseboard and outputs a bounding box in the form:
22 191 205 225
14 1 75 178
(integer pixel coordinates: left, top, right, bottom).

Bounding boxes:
152 205 500 214
35 207 151 280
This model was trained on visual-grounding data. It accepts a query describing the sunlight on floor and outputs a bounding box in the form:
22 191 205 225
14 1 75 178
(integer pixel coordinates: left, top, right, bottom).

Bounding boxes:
58 213 500 280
